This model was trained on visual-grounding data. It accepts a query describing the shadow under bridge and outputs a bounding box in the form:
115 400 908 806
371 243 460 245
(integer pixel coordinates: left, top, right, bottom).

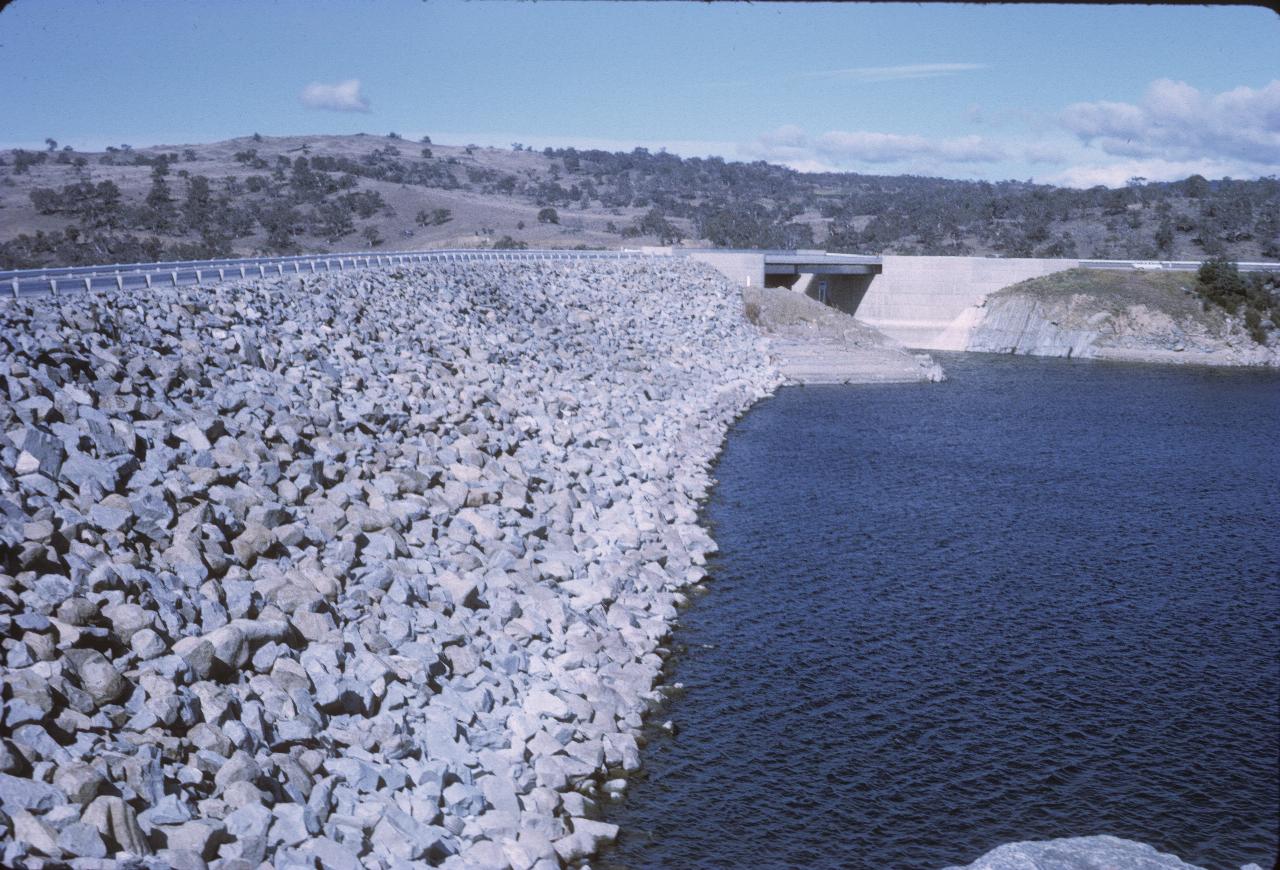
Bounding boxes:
764 251 883 310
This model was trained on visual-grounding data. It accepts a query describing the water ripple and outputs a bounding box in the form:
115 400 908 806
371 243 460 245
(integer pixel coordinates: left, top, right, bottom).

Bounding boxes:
604 353 1280 870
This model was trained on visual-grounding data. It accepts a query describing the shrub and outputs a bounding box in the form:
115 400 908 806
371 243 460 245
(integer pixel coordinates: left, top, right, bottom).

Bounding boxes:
1196 257 1248 312
537 207 559 224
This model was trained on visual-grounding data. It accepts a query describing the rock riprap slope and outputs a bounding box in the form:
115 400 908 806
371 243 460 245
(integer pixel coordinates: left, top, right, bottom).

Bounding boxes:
0 259 779 868
742 285 945 384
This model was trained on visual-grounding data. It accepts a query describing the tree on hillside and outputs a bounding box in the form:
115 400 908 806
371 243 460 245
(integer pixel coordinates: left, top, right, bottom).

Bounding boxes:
182 175 214 230
537 207 560 225
635 208 682 245
144 161 175 232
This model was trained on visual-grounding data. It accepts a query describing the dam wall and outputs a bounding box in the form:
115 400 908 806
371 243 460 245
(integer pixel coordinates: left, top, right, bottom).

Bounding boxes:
850 255 1080 350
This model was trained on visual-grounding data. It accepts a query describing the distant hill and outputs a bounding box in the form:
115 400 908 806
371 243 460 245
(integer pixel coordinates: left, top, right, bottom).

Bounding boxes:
1 133 1277 269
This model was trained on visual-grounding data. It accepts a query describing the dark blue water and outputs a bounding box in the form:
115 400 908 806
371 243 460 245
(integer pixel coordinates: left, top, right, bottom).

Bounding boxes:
604 353 1280 870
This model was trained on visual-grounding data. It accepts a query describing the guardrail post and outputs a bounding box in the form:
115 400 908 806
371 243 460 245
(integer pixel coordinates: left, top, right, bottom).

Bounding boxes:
172 271 179 287
240 266 246 279
50 278 58 296
84 277 92 292
145 274 152 288
218 268 225 281
259 265 266 278
116 274 124 291
277 264 284 275
196 270 203 286
11 278 18 298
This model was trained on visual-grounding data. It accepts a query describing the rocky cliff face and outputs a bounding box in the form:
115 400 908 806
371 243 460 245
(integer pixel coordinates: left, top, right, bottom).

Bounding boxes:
963 269 1279 367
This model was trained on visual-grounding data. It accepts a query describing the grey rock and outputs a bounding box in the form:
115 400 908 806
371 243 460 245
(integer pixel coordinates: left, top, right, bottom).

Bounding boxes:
267 803 316 848
157 819 225 859
22 427 66 479
213 751 261 794
57 821 108 859
153 847 210 870
61 451 117 493
172 422 213 451
137 793 193 831
940 835 1212 870
130 628 168 660
303 836 362 870
0 771 67 814
104 602 152 643
12 809 60 856
80 795 150 855
54 762 105 806
63 649 129 706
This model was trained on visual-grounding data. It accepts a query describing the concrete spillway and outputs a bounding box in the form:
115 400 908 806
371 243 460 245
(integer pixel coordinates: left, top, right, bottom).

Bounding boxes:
853 255 1080 349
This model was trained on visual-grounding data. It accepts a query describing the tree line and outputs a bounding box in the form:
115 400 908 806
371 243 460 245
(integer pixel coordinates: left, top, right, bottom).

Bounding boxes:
1 136 1277 269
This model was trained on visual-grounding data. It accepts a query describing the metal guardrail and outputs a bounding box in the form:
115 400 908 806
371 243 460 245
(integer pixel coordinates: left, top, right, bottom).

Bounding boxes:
1078 259 1278 273
1 248 649 299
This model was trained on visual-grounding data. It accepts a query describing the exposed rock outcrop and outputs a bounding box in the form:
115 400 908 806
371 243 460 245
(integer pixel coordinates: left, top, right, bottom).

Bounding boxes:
964 269 1279 366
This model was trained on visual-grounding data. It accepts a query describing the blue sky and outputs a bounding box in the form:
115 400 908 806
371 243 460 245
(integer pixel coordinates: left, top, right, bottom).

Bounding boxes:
1 1 1277 187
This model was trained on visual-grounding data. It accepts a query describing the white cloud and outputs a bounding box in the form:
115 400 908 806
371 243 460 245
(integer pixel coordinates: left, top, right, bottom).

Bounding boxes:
801 63 987 82
741 125 1008 174
1046 156 1257 189
1060 78 1280 165
735 78 1280 184
816 130 1006 164
757 124 808 148
739 125 823 167
1021 142 1068 165
300 79 371 113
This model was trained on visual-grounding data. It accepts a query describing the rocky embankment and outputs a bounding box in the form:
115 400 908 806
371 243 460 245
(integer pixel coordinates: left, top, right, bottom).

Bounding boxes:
743 285 945 383
0 258 779 868
965 268 1279 366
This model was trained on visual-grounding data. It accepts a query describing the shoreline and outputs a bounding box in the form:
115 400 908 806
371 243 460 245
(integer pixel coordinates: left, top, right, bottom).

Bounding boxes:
0 258 1267 868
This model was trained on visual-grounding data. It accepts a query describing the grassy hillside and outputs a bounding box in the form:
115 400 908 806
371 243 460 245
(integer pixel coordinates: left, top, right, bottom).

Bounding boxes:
2 133 1278 268
991 269 1205 312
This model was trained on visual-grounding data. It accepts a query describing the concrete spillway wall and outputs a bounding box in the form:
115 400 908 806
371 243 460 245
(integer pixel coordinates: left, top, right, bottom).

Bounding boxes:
851 256 1079 350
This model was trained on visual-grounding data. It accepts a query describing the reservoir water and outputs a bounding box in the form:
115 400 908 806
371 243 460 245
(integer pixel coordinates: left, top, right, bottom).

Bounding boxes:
604 352 1279 870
